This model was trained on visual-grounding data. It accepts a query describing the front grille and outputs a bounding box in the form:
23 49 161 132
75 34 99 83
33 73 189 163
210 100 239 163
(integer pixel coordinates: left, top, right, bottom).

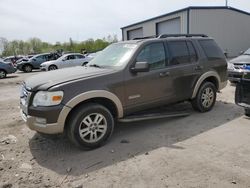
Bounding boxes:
20 85 31 109
234 63 250 70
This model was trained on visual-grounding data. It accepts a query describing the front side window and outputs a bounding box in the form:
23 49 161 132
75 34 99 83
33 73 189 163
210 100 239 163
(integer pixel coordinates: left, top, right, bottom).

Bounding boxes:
199 40 224 60
168 41 190 65
67 55 75 60
136 42 166 70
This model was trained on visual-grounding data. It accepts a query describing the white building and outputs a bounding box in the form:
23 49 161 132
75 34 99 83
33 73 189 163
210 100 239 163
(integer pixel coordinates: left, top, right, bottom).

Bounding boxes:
121 6 250 57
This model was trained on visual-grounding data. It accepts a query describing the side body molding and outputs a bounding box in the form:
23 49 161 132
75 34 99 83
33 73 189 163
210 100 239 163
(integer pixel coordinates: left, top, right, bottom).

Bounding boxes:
57 90 124 129
191 71 221 99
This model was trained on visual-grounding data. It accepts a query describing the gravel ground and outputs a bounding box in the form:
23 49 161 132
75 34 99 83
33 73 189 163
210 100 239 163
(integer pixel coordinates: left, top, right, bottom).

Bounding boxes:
0 71 250 188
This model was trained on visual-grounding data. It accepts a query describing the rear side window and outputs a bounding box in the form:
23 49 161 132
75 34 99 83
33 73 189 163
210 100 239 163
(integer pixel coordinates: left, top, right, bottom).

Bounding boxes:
75 55 84 59
136 42 166 70
168 41 190 65
199 40 224 60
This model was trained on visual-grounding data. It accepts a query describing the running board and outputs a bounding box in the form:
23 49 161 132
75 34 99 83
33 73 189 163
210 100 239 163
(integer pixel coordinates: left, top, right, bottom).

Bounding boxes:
118 111 190 123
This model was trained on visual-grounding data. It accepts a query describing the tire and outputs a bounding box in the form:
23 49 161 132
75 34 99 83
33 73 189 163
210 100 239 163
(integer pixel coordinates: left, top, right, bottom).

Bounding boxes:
23 64 32 73
82 62 88 66
66 103 114 149
0 70 6 79
245 108 250 117
191 82 217 112
48 65 57 71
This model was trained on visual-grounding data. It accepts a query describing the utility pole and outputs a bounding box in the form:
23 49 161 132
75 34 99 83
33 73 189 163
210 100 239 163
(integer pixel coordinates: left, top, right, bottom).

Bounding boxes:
226 0 228 6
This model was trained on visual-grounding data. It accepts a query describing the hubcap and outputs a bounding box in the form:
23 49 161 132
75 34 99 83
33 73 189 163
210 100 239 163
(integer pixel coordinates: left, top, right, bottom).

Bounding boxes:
0 71 5 78
201 87 214 108
79 113 107 143
25 66 31 72
50 66 56 70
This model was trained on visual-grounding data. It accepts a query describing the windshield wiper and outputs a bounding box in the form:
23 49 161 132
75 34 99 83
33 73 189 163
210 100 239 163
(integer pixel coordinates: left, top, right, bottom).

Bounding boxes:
243 53 250 55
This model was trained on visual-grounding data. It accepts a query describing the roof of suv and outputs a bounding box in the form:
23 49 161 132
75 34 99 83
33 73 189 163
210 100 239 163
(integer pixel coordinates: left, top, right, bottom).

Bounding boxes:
119 34 213 44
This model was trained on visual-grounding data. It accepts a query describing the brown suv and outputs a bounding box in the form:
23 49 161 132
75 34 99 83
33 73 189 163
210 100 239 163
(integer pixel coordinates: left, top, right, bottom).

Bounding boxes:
20 34 227 149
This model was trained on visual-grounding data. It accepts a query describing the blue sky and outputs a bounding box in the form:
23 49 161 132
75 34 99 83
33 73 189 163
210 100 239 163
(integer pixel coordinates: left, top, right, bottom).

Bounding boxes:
0 0 250 43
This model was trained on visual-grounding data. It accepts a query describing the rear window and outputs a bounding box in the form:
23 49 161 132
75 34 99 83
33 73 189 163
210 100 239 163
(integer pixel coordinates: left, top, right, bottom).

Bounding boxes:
199 40 224 60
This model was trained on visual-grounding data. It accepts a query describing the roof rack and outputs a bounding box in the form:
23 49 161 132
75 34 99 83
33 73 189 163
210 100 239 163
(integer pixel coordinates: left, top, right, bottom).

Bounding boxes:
133 35 157 40
158 34 208 38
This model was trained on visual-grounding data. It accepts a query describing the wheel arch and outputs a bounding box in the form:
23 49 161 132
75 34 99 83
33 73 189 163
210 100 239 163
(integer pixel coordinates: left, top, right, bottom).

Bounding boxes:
191 71 220 99
57 90 123 131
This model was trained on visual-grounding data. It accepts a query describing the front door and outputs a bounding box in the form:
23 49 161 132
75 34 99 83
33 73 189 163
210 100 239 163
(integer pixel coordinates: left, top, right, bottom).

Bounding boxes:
124 42 173 110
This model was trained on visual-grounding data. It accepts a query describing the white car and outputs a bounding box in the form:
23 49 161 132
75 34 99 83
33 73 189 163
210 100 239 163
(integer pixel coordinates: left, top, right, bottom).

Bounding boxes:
40 53 92 71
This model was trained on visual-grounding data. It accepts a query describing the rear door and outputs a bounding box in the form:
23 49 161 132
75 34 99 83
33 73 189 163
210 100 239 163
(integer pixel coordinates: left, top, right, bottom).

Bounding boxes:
166 40 202 100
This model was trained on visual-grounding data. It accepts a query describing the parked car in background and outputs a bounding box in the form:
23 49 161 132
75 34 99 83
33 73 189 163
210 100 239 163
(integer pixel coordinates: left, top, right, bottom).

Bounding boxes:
20 34 227 149
17 53 60 72
40 53 93 71
228 48 250 83
4 56 24 65
15 55 34 65
0 60 17 78
235 70 250 117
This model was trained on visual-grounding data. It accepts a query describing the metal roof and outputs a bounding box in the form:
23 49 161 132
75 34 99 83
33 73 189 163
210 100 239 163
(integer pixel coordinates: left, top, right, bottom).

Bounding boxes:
121 6 250 29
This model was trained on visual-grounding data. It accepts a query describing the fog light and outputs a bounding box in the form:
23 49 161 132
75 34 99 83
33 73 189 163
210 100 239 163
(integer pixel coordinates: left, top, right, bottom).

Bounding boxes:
35 118 47 126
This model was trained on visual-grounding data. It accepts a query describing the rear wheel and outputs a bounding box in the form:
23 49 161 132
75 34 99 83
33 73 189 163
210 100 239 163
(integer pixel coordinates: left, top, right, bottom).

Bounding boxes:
191 82 217 112
0 70 6 79
66 103 114 149
48 65 58 71
23 64 32 73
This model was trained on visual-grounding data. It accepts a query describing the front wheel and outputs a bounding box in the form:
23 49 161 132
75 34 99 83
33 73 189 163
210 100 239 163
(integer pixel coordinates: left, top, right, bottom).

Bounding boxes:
48 65 58 71
66 103 114 149
0 70 6 79
23 64 32 73
191 82 217 112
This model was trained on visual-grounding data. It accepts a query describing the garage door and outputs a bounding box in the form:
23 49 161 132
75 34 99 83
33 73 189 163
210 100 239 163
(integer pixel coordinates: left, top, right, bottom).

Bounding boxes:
127 28 143 40
156 17 181 35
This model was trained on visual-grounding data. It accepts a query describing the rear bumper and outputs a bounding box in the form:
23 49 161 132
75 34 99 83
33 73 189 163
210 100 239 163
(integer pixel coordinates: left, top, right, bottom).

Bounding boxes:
8 67 17 74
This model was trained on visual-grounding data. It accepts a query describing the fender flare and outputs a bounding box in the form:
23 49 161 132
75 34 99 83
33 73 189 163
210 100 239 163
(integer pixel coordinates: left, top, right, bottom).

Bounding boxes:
191 71 220 99
57 90 124 128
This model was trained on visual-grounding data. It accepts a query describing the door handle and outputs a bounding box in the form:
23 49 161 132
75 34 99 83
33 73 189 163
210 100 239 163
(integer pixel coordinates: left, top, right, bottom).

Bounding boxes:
194 65 203 71
159 72 170 77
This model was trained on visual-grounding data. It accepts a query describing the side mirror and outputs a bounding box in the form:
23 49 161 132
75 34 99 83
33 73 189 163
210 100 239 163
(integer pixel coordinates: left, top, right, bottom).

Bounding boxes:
33 59 36 62
131 62 149 73
62 58 67 61
240 51 244 55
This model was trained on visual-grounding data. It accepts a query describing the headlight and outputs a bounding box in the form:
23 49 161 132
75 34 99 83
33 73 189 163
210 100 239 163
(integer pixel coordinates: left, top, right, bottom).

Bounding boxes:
227 62 234 70
33 91 64 107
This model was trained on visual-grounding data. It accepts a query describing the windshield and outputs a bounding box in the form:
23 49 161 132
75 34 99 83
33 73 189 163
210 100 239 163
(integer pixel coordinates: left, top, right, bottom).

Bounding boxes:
88 43 138 67
244 48 250 55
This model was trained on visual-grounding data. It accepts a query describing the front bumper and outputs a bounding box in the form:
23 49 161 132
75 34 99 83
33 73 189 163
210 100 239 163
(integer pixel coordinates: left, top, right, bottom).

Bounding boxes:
21 110 64 134
228 70 244 82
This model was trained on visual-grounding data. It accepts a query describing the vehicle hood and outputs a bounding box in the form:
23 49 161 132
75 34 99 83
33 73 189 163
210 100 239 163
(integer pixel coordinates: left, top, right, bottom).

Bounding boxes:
24 66 116 91
41 60 55 66
230 55 250 64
